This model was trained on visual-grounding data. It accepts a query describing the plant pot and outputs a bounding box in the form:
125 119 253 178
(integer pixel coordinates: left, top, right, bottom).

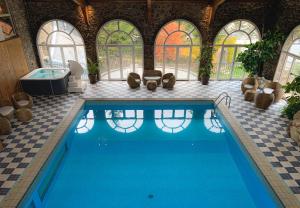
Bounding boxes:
96 70 100 81
88 74 97 84
201 75 210 85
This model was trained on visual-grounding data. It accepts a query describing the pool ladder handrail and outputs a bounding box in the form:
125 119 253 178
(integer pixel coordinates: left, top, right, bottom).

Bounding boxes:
212 92 231 117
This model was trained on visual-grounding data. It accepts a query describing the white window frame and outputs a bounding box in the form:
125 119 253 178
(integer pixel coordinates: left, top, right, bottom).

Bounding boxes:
96 19 144 81
213 19 261 80
154 19 202 80
36 19 87 73
274 25 300 84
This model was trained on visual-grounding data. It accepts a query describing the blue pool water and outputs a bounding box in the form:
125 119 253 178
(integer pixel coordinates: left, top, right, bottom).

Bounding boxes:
29 69 65 79
20 101 282 208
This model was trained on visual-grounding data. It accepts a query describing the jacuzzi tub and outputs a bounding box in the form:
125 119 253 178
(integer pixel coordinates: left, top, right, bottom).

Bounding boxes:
20 68 70 95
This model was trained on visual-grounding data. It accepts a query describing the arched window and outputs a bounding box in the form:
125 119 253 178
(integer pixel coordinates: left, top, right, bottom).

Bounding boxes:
105 110 143 133
274 26 300 84
37 20 87 72
97 20 144 80
204 110 225 134
213 20 261 80
155 20 201 80
154 109 193 133
75 110 94 134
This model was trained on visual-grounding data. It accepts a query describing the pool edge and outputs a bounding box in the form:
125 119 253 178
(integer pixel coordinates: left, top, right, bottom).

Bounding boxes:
0 98 299 208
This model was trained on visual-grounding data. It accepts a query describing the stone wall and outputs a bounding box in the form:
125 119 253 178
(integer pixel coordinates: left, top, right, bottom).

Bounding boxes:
11 0 300 78
6 0 38 70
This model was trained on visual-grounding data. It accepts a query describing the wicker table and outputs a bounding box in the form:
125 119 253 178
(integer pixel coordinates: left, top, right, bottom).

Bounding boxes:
146 80 158 91
16 108 33 122
255 91 274 109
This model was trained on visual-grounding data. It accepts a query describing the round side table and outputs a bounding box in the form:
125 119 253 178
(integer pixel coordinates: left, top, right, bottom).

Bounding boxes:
146 80 158 91
255 92 274 109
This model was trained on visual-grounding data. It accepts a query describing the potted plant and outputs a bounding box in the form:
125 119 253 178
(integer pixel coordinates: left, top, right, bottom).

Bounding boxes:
236 29 284 78
282 75 300 119
87 58 98 84
199 45 214 85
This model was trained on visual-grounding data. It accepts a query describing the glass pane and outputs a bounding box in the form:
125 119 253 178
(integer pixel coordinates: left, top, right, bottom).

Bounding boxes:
98 46 108 80
107 47 121 79
224 31 250 45
39 46 50 67
135 46 143 75
107 32 132 45
179 21 194 34
37 30 48 45
70 29 84 45
214 29 227 45
119 21 134 34
190 29 201 45
49 47 64 68
155 46 164 71
279 56 293 84
165 31 191 45
57 21 73 34
155 29 168 45
43 21 58 34
121 47 133 79
288 39 300 56
291 58 300 77
190 46 200 80
103 21 118 34
212 46 222 80
240 21 255 34
130 29 142 45
218 47 235 79
63 47 76 66
47 32 73 45
224 20 240 34
164 21 179 34
249 30 260 43
97 30 108 45
177 47 190 80
164 46 176 75
76 46 87 78
232 47 247 79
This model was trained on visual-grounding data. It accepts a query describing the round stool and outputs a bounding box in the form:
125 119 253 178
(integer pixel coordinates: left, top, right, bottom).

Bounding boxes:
255 92 274 109
244 90 256 102
16 108 33 122
146 80 157 91
0 116 11 135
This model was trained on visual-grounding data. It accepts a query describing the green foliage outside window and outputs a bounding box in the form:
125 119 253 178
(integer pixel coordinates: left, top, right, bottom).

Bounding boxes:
282 75 300 119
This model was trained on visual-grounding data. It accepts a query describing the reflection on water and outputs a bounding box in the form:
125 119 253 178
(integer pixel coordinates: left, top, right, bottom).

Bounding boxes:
204 110 225 134
75 110 94 134
105 110 143 133
154 109 193 133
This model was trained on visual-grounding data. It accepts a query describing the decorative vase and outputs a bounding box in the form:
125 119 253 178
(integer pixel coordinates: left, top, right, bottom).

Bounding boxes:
88 74 97 84
201 75 209 85
256 76 265 92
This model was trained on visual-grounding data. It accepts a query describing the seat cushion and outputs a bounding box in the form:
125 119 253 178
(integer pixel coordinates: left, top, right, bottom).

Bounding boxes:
0 106 14 117
17 100 29 107
244 84 254 89
144 76 161 80
264 88 274 94
135 79 141 83
162 79 169 84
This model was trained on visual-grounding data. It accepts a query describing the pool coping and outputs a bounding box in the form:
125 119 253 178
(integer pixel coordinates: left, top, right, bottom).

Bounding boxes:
0 98 299 208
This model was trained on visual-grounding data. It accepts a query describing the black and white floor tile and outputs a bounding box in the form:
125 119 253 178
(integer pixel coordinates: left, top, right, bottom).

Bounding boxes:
0 81 299 202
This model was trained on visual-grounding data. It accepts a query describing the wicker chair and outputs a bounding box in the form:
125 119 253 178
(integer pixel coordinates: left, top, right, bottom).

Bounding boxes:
12 92 33 109
127 73 141 89
241 77 258 94
142 70 162 85
162 73 176 89
0 99 14 120
264 81 284 102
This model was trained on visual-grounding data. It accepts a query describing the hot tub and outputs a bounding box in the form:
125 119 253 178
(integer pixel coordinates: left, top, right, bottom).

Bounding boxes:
20 68 70 95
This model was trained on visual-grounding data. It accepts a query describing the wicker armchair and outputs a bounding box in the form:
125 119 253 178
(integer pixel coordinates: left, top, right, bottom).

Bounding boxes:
142 70 162 85
127 73 141 89
12 92 33 109
264 81 284 102
0 99 14 120
241 77 258 94
162 73 176 89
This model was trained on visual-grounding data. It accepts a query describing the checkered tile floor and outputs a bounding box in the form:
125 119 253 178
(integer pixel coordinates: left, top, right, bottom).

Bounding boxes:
0 81 300 202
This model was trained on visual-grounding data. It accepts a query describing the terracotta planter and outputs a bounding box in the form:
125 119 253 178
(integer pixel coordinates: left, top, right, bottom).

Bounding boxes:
201 75 210 85
88 74 97 84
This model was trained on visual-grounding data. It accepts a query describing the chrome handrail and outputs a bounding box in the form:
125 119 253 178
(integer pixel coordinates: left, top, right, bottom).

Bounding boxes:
212 92 232 117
